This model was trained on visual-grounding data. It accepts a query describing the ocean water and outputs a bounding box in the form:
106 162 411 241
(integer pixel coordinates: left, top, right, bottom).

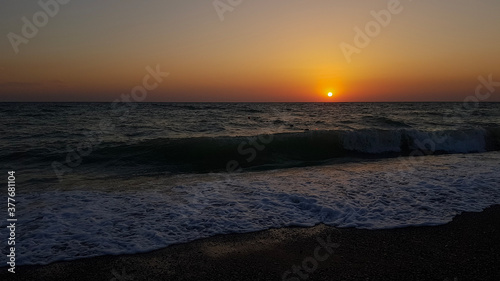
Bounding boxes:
1 102 500 265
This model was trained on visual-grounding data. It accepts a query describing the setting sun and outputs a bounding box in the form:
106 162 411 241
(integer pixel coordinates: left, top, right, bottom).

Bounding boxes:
328 92 333 97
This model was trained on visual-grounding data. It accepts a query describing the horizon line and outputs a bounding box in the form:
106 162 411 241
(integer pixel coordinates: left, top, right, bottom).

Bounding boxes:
0 101 499 103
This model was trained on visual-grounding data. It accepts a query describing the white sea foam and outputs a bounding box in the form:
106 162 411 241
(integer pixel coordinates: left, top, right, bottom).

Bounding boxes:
9 152 500 265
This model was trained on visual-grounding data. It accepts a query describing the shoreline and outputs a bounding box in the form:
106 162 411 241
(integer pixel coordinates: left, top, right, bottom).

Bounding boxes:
3 205 500 281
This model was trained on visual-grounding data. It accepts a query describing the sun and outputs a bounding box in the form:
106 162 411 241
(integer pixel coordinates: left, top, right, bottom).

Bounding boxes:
327 92 333 97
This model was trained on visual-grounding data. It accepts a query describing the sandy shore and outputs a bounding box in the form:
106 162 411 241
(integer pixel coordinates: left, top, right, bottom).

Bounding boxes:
3 205 499 281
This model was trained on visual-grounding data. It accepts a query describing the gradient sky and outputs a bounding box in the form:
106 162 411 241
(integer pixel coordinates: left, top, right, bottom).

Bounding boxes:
1 0 499 102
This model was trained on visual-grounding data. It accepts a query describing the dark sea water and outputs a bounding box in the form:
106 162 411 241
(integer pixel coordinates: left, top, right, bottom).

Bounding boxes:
1 102 500 265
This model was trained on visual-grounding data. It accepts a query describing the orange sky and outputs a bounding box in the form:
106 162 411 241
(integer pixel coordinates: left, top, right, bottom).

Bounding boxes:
1 0 499 102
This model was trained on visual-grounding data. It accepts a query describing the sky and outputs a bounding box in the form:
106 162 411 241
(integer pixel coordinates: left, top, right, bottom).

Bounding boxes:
1 0 499 102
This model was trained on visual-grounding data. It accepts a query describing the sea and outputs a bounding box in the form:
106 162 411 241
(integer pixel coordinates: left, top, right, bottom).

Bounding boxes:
1 102 500 265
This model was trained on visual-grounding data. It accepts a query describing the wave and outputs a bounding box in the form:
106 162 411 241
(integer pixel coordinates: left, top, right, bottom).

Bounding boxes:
5 127 500 173
362 116 411 128
88 127 500 172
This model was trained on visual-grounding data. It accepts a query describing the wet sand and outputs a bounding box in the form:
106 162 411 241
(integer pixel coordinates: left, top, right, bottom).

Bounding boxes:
3 205 499 281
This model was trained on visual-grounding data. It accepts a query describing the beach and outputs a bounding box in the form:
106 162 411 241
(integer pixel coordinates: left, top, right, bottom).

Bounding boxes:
3 0 500 278
4 205 499 280
1 103 500 280
3 0 500 279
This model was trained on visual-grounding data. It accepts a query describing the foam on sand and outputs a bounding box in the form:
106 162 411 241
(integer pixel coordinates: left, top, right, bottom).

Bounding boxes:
10 152 500 265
